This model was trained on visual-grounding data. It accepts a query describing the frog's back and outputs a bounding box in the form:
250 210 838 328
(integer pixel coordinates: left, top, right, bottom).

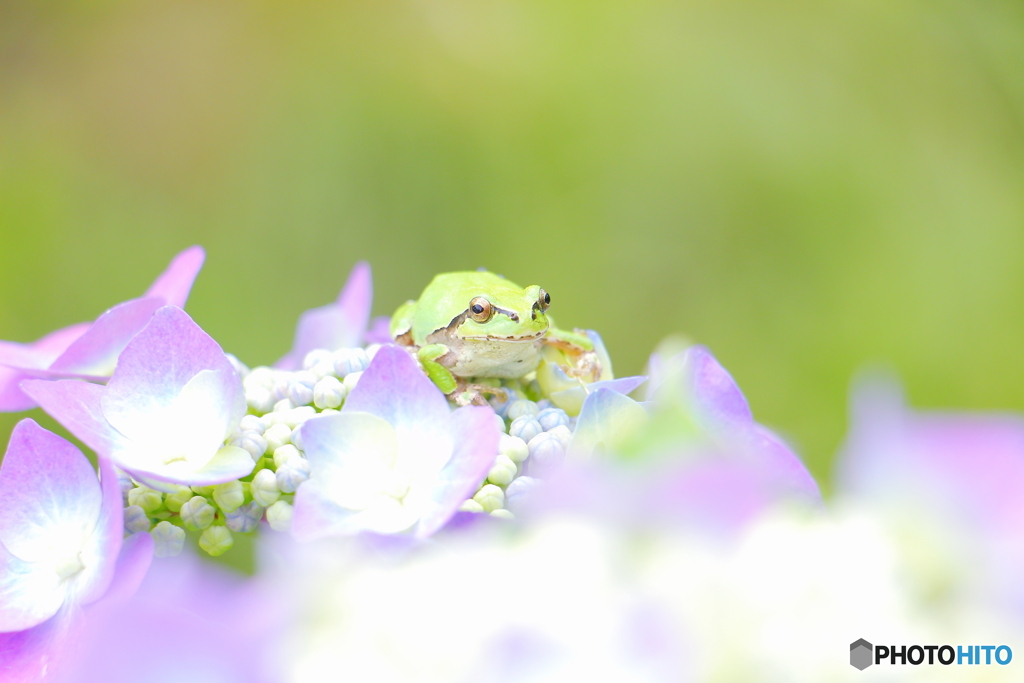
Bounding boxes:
411 271 524 343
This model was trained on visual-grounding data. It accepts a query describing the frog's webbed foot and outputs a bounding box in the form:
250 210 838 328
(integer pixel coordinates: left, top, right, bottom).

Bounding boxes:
543 327 602 382
451 381 508 407
565 349 602 383
417 344 458 395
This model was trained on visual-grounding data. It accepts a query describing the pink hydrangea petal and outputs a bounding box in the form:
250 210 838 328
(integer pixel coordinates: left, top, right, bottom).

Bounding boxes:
47 298 164 378
143 245 206 309
20 380 126 459
276 261 372 370
414 405 500 538
75 456 126 607
0 420 102 563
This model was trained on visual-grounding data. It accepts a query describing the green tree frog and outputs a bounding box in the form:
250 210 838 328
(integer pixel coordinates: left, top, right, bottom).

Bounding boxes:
390 271 600 402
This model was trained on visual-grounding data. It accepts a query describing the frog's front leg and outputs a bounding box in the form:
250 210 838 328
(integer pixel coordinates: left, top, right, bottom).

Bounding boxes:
417 343 458 395
543 327 602 382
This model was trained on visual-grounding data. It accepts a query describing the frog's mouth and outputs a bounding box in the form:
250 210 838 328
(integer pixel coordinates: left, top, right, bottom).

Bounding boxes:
463 331 546 342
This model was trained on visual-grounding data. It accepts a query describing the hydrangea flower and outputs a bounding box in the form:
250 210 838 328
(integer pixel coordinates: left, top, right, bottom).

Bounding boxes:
0 246 204 411
275 262 372 371
292 345 501 540
23 306 252 490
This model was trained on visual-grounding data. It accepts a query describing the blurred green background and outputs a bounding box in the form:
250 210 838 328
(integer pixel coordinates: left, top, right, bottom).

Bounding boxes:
3 0 1024 490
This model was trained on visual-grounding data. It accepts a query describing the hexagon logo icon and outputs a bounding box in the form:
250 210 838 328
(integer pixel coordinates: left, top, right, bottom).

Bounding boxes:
850 639 873 670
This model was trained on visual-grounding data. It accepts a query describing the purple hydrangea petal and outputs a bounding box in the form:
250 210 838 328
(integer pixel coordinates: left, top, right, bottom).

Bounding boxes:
0 545 65 632
46 298 165 378
0 420 102 564
414 405 500 538
143 245 206 309
344 345 452 470
75 456 127 606
98 532 154 605
0 606 67 681
569 388 650 460
276 262 372 370
365 315 394 345
20 380 126 459
0 324 91 412
549 375 647 416
680 345 753 429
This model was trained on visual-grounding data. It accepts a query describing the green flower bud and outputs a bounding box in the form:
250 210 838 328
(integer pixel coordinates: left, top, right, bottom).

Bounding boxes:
151 521 186 558
266 500 293 532
250 469 281 507
180 496 216 531
472 484 504 512
199 526 233 556
458 499 485 513
213 480 245 513
486 454 517 487
127 485 163 514
164 485 194 513
490 509 515 520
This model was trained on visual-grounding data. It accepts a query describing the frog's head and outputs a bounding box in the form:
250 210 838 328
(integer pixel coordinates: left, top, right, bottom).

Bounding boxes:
456 283 551 341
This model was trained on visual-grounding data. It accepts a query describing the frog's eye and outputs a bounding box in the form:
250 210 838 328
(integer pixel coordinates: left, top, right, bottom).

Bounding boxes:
538 289 551 311
468 297 493 322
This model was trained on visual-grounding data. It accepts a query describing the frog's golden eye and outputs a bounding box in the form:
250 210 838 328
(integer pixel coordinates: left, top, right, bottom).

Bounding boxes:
468 296 493 322
538 289 551 311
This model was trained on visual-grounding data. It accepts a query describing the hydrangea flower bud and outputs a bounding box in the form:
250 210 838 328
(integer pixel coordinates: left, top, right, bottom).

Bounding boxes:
547 425 573 449
239 415 267 435
343 371 362 394
164 485 194 513
302 349 333 372
251 468 281 507
231 431 269 463
274 398 296 412
213 480 245 513
225 501 263 533
490 509 514 520
124 505 151 533
244 367 277 413
272 374 291 402
333 348 369 377
458 499 485 513
276 457 311 493
472 484 504 512
313 375 346 410
319 408 339 416
180 495 216 531
273 444 302 468
151 521 186 558
266 500 293 532
127 485 163 514
486 454 517 487
506 399 540 421
505 476 541 511
527 432 566 475
537 407 570 431
199 525 233 556
270 406 317 429
290 426 305 451
499 434 530 464
264 423 292 453
492 412 507 433
116 469 134 504
509 415 542 444
288 371 318 407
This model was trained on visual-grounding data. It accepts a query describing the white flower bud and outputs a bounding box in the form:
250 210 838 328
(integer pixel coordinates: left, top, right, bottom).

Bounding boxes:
245 386 276 414
273 444 302 468
486 454 517 487
506 400 539 421
319 408 340 416
127 485 163 514
547 425 573 449
213 480 245 513
274 397 296 412
276 457 311 493
116 469 134 504
199 526 233 556
266 500 293 532
472 484 504 512
527 432 566 474
239 415 267 434
287 371 318 406
343 371 362 394
151 521 186 558
505 476 541 511
490 509 515 520
537 407 570 431
458 499 485 513
164 485 194 513
124 505 151 533
244 366 276 391
333 348 369 377
250 469 281 507
302 349 333 372
224 501 263 533
313 375 346 410
264 423 292 453
275 406 317 429
225 353 250 379
509 415 542 444
231 431 268 463
499 434 530 464
290 426 305 451
180 496 216 531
